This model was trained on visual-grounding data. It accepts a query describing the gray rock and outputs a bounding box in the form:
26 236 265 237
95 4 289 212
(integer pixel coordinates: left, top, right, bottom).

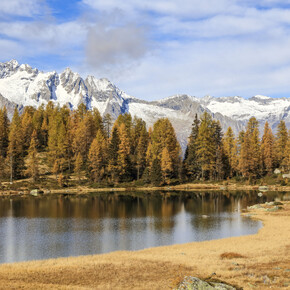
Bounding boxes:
266 206 280 212
247 204 263 210
176 276 236 290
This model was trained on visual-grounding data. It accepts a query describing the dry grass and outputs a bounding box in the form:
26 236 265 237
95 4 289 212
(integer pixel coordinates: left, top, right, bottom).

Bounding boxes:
220 252 246 260
0 202 289 289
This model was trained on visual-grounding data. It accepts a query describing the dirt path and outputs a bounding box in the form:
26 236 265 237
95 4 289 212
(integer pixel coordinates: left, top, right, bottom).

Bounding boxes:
0 202 289 289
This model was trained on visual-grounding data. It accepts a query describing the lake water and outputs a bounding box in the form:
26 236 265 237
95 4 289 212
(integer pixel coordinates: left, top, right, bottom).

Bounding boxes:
0 191 287 264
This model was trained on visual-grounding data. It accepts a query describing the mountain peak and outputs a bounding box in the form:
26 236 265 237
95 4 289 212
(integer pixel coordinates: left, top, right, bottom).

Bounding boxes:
7 59 19 67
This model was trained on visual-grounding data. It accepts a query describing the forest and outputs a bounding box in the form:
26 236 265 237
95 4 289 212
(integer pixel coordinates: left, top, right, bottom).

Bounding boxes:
0 102 289 187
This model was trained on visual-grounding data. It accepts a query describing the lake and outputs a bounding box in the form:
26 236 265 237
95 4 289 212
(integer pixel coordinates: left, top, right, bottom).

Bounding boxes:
0 191 287 264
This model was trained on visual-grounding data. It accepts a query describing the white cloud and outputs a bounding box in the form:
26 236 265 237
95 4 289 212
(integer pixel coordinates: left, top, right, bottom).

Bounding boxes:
114 35 290 99
1 0 290 101
82 0 236 18
0 0 43 17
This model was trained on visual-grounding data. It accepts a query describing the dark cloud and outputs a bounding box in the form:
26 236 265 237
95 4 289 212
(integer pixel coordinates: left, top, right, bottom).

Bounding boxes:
85 22 148 71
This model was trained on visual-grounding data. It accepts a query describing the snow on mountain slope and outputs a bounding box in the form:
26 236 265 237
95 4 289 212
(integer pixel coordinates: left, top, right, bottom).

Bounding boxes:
199 95 290 132
202 95 289 120
0 60 289 150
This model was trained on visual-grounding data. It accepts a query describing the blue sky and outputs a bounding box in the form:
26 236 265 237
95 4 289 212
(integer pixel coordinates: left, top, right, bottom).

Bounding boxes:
1 0 290 100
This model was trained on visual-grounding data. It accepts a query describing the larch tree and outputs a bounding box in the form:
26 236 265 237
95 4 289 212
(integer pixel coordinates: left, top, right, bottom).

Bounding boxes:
73 112 96 166
74 152 83 181
135 125 149 180
26 130 39 182
239 117 262 179
261 122 275 174
117 123 131 181
195 112 215 179
151 118 181 179
88 130 107 182
7 107 24 182
107 125 120 182
21 107 34 152
223 127 238 177
161 147 173 184
275 120 288 169
280 129 290 172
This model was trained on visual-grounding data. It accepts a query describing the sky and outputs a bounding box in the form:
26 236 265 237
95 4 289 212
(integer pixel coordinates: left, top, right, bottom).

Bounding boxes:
1 0 290 101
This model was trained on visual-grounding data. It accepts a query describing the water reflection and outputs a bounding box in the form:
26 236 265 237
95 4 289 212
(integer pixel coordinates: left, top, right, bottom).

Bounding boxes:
0 191 288 264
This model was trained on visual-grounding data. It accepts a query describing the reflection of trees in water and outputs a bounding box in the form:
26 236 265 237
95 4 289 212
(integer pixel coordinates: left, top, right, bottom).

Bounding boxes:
0 191 287 223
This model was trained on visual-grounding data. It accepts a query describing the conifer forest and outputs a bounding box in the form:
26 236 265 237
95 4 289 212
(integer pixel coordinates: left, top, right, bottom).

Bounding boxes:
0 102 289 186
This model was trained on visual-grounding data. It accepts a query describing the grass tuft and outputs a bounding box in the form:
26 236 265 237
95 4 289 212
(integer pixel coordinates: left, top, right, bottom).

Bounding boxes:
220 252 246 259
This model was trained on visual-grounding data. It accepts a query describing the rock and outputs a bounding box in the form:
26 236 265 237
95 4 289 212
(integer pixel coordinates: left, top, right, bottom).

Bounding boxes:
247 204 263 210
30 189 44 196
202 215 209 219
266 206 280 212
282 173 290 178
274 168 281 174
258 186 269 192
176 276 236 289
257 192 263 197
273 201 283 206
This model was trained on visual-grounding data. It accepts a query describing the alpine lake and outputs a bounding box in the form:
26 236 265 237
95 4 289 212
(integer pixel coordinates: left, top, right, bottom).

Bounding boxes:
0 190 288 264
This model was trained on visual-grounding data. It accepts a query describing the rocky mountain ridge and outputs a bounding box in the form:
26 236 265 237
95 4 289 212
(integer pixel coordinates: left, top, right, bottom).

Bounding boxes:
0 60 289 150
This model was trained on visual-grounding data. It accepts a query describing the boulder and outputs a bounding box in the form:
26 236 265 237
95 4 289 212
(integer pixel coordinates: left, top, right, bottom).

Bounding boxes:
30 189 44 196
176 276 236 289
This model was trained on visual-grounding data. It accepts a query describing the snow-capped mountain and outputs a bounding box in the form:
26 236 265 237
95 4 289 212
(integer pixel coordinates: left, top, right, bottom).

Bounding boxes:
200 95 290 132
0 60 289 150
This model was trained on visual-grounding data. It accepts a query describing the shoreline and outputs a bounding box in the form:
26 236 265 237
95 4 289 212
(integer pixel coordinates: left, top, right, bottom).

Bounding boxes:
0 182 290 197
0 202 289 289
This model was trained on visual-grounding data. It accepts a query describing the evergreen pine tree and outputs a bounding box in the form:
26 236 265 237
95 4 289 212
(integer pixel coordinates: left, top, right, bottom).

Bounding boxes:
0 106 9 158
150 158 162 186
183 114 200 180
103 113 112 139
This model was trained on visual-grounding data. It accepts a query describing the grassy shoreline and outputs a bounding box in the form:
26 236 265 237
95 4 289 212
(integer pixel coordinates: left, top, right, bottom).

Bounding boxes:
0 182 290 197
0 178 290 196
0 201 288 289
